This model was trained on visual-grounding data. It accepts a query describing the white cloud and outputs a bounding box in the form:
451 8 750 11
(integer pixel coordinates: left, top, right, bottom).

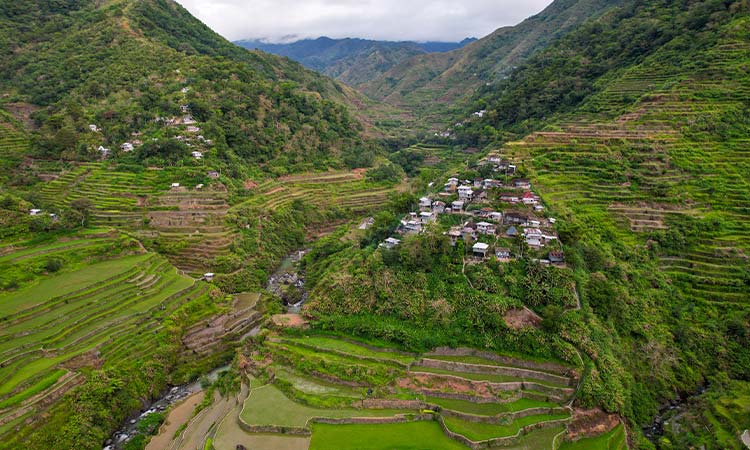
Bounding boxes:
175 0 553 42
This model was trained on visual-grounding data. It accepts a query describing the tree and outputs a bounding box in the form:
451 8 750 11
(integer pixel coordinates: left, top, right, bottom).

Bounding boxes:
70 198 94 227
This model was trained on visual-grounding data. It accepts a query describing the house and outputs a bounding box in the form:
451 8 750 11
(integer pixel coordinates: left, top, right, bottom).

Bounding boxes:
513 178 531 189
504 211 531 226
171 183 181 188
462 224 478 241
489 212 503 222
451 201 465 212
495 248 511 261
88 124 100 132
507 164 517 175
447 228 462 246
524 228 543 239
196 184 204 190
121 142 134 152
183 115 197 125
475 208 493 218
203 273 215 282
381 238 401 249
97 146 111 157
181 87 190 94
488 156 502 164
534 205 545 212
192 151 203 159
476 222 496 236
186 126 201 133
444 177 459 192
472 242 490 259
207 171 220 179
483 179 501 189
49 213 58 221
526 237 542 248
473 178 483 188
420 212 436 224
549 218 557 224
549 251 565 264
500 193 520 204
432 201 446 214
458 186 474 200
419 197 433 210
475 191 488 202
473 110 486 118
402 220 422 234
506 226 519 237
29 209 42 216
180 105 190 113
522 191 538 205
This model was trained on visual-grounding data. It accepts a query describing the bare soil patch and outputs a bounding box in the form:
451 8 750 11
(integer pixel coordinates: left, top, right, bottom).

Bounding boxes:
271 314 308 329
503 307 542 330
145 391 205 450
567 408 620 441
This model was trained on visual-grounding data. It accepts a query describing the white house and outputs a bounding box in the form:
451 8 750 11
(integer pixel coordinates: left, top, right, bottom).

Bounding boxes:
171 183 181 188
451 201 465 212
203 273 215 282
183 115 197 125
195 184 204 190
458 186 474 200
472 242 490 258
29 209 42 216
476 222 496 236
186 126 200 133
181 87 190 94
403 220 422 234
191 151 203 159
489 212 503 222
121 142 134 152
522 191 539 205
419 197 433 209
97 146 111 157
432 201 446 214
447 228 462 246
420 212 436 224
88 124 100 132
381 237 401 249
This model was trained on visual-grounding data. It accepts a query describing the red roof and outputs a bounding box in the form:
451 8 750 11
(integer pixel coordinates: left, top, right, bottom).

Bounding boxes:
523 191 535 199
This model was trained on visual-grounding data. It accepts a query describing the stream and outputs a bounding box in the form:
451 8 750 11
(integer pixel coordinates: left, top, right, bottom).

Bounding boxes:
104 366 229 450
266 249 309 313
642 385 707 443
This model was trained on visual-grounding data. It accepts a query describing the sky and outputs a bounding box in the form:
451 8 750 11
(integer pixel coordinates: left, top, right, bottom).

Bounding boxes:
175 0 553 43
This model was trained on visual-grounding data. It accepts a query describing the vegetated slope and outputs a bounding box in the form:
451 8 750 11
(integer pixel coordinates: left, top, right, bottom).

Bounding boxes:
463 0 749 446
235 37 475 86
359 0 624 127
0 0 370 174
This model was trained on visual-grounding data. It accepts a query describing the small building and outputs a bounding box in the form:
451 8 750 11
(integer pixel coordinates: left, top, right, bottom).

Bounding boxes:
489 212 503 222
203 273 215 282
419 197 433 210
472 242 490 259
195 184 204 190
88 124 100 132
549 251 565 264
183 115 197 125
403 220 422 234
29 209 42 216
121 142 134 152
171 183 181 188
524 228 544 239
451 201 465 212
500 193 520 204
432 201 446 214
97 146 111 157
495 248 511 261
419 212 436 224
513 178 531 189
476 222 496 236
447 228 462 246
207 171 220 179
191 151 203 159
186 126 200 133
504 211 531 226
526 237 542 248
180 105 190 113
458 186 474 200
522 191 538 205
462 225 477 241
380 237 401 249
506 226 518 237
473 178 483 188
181 87 190 94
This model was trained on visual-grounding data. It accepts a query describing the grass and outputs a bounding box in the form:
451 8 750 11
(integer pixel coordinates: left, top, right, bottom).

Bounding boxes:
0 369 66 409
559 424 627 450
503 425 566 450
282 336 416 365
273 365 364 398
442 412 570 441
310 421 468 450
410 366 570 389
240 384 410 428
426 396 556 416
0 253 152 317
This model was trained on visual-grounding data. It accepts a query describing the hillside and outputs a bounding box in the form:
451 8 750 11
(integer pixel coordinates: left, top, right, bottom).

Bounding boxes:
0 0 371 174
359 0 624 128
235 37 475 86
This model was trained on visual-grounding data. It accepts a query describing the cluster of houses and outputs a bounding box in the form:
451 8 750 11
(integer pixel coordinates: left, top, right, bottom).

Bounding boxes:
92 87 213 161
28 208 58 221
379 170 565 266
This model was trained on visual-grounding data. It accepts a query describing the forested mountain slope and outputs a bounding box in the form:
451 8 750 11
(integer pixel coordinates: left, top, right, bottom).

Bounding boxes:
359 0 624 127
235 37 475 86
0 0 370 174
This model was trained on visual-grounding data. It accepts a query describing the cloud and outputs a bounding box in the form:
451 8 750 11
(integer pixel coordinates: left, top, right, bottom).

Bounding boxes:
175 0 553 42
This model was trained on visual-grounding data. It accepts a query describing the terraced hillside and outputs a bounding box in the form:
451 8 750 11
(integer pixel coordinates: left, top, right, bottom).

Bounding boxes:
160 335 624 450
504 16 750 305
0 232 224 443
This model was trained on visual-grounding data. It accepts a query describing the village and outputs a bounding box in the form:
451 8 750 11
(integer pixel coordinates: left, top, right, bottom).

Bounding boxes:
381 151 565 266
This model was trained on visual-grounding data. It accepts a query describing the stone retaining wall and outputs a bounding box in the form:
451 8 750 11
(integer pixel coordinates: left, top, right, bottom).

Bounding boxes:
418 358 573 387
438 407 570 424
419 389 521 404
426 347 575 377
436 415 573 449
356 399 426 410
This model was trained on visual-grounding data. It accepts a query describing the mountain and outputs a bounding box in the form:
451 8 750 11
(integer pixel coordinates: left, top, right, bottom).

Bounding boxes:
359 0 626 128
0 0 373 174
235 37 476 86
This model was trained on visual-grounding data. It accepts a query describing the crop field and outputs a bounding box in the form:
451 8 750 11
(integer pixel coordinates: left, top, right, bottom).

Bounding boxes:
0 233 213 436
505 18 750 306
201 335 619 450
559 424 626 450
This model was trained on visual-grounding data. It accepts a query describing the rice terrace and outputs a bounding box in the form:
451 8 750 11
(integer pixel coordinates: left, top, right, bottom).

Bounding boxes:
0 0 749 449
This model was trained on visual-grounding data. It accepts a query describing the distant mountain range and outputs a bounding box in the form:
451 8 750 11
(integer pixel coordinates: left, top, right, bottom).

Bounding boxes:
234 37 476 86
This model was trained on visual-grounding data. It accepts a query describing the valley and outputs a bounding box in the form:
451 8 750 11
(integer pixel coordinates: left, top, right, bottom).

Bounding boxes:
0 0 749 449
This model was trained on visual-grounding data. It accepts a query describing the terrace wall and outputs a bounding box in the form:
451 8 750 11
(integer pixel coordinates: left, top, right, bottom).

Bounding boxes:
426 347 575 376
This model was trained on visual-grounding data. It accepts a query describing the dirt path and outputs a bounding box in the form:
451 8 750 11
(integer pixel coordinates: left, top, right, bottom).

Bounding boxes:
146 391 205 450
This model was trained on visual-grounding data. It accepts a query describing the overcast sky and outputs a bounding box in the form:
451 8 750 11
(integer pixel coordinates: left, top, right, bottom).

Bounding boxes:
175 0 554 43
